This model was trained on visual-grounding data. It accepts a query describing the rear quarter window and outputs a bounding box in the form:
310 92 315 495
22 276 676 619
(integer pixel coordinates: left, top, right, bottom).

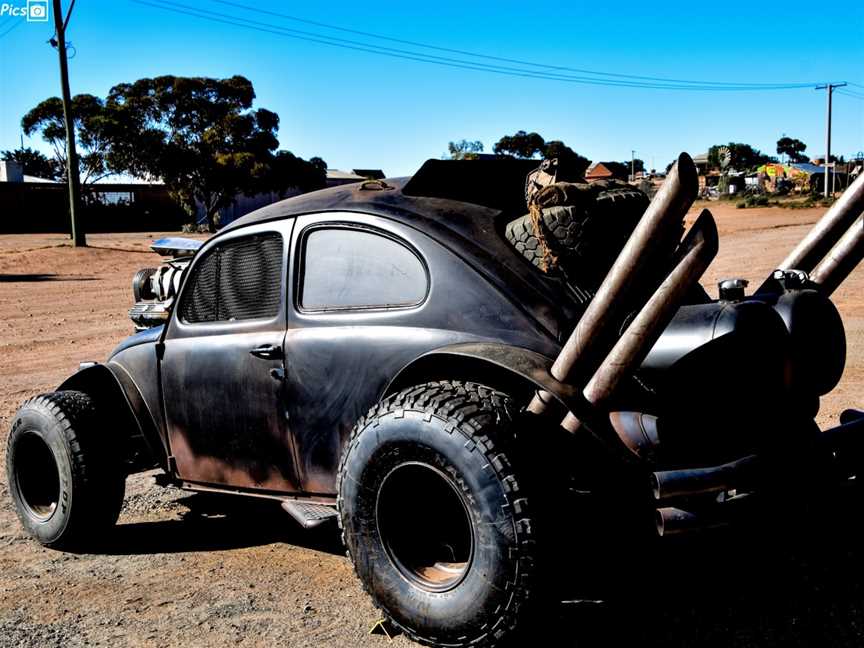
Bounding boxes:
300 227 428 311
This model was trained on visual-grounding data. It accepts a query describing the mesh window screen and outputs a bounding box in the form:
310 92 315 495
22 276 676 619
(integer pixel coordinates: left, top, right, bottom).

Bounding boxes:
180 233 283 323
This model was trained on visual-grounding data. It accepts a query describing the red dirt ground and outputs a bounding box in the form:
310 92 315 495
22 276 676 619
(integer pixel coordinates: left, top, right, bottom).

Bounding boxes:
0 203 862 647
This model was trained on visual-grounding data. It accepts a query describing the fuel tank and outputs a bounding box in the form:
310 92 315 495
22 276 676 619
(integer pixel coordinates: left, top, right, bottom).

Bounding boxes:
637 286 844 462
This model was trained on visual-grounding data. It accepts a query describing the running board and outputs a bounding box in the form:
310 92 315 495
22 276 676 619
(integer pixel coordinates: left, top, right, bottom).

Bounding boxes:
281 500 339 529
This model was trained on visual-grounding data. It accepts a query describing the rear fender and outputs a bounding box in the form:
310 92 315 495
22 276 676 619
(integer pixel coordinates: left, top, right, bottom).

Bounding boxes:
58 363 166 473
385 342 581 414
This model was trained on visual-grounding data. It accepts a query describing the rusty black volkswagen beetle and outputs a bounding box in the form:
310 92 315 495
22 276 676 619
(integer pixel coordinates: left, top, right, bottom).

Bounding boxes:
7 155 864 648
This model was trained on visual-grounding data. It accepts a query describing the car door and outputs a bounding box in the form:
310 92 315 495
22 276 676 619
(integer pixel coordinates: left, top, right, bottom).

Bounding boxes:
160 220 300 492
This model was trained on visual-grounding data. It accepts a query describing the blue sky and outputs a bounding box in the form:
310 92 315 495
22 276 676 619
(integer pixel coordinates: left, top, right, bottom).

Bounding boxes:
0 0 862 176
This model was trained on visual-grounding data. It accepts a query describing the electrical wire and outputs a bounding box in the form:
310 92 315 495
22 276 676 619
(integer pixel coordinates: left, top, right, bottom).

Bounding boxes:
132 0 828 92
0 19 23 40
204 0 818 89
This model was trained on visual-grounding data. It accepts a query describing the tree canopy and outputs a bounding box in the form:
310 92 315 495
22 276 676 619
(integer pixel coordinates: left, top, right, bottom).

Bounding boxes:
543 140 591 178
0 147 59 180
490 131 591 177
446 140 484 160
21 75 326 231
708 142 775 172
21 94 115 184
776 137 808 163
493 131 546 158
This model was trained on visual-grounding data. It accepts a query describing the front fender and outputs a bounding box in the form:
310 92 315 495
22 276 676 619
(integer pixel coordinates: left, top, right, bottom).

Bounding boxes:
58 363 166 472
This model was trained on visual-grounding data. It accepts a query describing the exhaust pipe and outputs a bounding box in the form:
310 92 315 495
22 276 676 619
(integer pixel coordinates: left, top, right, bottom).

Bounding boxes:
656 506 730 536
609 411 660 462
562 210 719 433
819 414 864 459
528 152 698 415
650 455 759 501
809 216 864 295
776 172 864 274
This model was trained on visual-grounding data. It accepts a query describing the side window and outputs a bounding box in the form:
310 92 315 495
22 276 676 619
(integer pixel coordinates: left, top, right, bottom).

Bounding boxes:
180 232 283 323
300 228 428 311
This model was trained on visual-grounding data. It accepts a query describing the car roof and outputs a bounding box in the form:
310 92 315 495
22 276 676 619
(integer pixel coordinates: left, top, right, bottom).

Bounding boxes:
220 159 579 339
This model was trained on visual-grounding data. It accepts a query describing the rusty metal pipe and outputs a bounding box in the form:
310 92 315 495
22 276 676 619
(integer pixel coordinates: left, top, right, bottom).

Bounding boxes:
809 216 864 295
528 152 698 415
561 209 719 432
655 506 730 537
651 455 758 501
777 172 864 274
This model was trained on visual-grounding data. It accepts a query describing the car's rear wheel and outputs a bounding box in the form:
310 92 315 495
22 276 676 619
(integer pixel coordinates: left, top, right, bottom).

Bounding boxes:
338 381 536 648
6 391 125 549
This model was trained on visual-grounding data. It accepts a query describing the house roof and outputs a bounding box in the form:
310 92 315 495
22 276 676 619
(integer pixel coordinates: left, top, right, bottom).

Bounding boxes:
585 162 614 178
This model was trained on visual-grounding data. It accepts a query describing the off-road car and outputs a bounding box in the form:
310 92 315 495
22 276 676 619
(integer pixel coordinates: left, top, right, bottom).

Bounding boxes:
7 154 864 648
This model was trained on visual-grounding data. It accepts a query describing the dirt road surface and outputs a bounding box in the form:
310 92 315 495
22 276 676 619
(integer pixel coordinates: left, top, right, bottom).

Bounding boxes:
1 204 863 647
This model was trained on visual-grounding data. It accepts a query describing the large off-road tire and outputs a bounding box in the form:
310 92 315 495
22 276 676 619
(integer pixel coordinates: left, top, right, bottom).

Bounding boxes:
337 381 536 648
6 391 125 549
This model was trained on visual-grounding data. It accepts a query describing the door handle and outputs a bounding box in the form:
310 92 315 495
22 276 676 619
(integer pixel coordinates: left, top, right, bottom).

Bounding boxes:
249 344 283 360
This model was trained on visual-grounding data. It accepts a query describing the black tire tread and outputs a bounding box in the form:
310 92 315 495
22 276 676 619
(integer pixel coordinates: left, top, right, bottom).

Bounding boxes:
7 390 124 548
336 381 535 648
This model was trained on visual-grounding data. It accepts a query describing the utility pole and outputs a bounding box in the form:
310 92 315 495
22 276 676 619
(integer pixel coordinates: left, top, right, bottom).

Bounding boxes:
631 149 636 182
51 0 85 246
816 82 847 199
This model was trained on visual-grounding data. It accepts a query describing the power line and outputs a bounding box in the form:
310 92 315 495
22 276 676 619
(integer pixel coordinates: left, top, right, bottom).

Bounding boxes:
133 0 828 92
204 0 819 90
0 18 23 40
837 89 864 101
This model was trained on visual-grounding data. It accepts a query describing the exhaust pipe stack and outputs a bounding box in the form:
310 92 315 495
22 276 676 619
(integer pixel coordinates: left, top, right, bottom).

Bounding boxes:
656 505 734 537
562 210 718 433
776 172 864 275
528 153 698 416
809 216 864 295
650 455 758 501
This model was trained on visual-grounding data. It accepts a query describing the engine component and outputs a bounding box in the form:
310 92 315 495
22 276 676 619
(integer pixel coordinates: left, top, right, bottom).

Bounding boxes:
129 242 196 330
132 268 158 302
718 278 748 301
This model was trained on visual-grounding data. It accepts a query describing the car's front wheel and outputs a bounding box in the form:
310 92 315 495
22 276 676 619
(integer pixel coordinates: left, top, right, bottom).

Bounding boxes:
6 391 125 549
338 381 536 648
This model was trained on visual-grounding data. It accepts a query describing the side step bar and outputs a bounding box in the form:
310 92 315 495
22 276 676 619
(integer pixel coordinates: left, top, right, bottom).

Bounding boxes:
281 500 339 529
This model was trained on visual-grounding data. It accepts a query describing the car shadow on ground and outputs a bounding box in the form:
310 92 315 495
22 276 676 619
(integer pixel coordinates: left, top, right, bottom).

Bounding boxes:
95 493 346 557
87 488 864 646
541 488 864 646
0 273 98 282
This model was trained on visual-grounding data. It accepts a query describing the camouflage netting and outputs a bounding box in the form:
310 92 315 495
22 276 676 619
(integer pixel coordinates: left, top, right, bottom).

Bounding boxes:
506 161 649 294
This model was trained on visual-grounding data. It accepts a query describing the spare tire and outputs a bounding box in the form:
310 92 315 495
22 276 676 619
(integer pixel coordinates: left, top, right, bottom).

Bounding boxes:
505 185 649 286
504 205 587 271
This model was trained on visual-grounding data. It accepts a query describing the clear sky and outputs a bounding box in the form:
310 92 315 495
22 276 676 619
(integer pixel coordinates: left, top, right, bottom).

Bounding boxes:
1 0 862 177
